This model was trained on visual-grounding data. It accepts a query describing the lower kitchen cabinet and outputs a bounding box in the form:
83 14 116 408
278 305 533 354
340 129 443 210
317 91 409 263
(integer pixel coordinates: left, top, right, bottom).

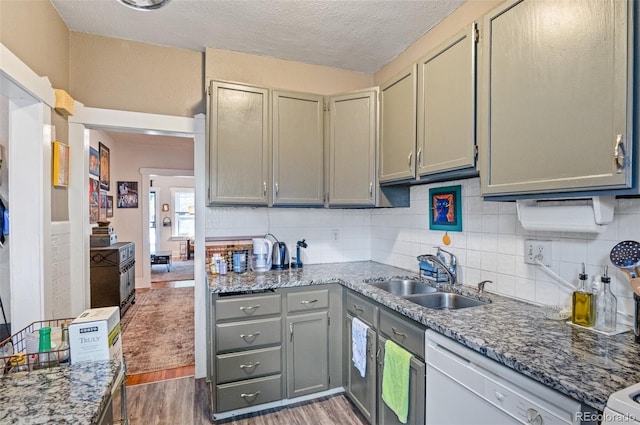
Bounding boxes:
377 335 426 425
286 311 329 398
208 285 342 418
346 313 377 424
377 307 426 425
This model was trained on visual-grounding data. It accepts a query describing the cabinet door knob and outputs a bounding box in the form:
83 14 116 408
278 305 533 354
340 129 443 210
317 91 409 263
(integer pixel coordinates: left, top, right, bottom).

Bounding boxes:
407 152 413 171
417 148 423 167
239 305 260 312
263 181 267 197
240 332 260 340
289 323 294 342
275 182 279 197
614 134 626 173
392 327 407 339
240 391 261 400
353 304 364 313
369 182 373 198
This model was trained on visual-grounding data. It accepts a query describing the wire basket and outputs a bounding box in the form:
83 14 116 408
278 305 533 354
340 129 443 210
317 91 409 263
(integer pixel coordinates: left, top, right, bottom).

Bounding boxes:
0 318 73 375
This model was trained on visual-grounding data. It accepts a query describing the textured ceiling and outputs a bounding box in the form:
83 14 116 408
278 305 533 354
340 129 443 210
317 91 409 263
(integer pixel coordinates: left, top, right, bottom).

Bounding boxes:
50 0 465 74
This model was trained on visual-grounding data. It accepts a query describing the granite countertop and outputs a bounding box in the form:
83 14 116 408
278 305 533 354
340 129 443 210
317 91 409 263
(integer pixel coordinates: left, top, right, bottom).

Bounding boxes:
0 359 122 424
209 261 640 412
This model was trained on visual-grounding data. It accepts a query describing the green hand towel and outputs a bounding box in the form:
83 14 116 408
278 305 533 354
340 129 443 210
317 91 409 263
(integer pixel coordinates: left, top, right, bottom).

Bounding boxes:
382 339 412 424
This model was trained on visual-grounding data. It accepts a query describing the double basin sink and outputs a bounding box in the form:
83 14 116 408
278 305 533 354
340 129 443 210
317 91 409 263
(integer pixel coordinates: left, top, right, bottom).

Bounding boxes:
368 279 488 310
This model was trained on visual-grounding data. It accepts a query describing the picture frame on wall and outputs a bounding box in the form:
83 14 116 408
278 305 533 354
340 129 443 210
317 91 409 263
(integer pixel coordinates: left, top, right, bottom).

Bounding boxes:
106 196 114 218
89 178 99 223
99 190 108 220
99 142 110 191
428 185 462 231
52 141 70 187
117 181 138 208
89 146 100 177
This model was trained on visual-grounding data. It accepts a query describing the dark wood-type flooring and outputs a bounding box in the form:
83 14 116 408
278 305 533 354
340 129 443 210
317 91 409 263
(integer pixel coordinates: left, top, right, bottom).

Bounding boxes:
125 279 367 424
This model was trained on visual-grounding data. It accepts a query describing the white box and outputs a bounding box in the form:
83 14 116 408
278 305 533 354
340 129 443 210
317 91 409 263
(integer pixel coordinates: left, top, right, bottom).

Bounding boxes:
69 306 122 364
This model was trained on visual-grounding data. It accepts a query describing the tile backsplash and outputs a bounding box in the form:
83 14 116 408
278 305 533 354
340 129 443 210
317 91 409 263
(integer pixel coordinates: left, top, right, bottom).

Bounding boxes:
205 177 640 323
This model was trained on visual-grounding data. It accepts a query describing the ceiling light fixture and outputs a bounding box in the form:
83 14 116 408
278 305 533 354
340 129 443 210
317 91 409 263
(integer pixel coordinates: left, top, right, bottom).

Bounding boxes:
117 0 170 11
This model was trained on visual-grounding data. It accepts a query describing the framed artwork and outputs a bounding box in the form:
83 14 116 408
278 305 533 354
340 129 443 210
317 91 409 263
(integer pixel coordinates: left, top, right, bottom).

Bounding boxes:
89 147 100 177
429 185 462 231
99 190 108 220
106 196 114 218
99 142 110 191
117 181 139 208
89 178 99 223
52 141 70 187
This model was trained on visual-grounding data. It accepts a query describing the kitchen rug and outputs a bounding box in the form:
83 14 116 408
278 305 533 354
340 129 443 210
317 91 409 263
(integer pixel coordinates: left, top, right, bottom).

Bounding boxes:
120 286 194 375
150 259 194 282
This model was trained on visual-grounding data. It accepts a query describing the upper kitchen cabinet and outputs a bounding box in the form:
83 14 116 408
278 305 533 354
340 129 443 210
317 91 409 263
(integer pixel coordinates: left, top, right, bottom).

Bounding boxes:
417 23 477 179
208 81 270 205
327 89 377 207
272 91 325 206
478 0 634 197
379 64 418 183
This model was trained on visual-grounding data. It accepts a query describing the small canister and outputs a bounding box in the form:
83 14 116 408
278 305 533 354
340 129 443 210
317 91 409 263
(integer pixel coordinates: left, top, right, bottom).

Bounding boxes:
233 251 247 273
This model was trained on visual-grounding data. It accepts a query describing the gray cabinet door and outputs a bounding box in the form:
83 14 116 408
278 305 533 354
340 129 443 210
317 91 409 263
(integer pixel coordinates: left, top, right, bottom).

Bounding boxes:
208 81 270 205
346 314 377 424
478 0 632 196
272 91 324 206
417 23 477 176
286 311 329 398
379 64 417 183
377 335 426 425
328 89 377 207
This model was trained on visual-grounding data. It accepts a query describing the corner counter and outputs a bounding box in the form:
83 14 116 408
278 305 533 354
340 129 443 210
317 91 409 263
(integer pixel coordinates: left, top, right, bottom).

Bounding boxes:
208 261 640 412
0 359 122 424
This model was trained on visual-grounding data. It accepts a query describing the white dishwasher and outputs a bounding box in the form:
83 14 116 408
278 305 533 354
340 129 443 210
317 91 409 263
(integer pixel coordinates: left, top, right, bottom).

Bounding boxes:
425 331 597 425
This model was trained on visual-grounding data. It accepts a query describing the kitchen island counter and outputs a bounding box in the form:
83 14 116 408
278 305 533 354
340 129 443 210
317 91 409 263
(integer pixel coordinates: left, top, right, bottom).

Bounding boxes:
209 261 640 412
0 358 121 424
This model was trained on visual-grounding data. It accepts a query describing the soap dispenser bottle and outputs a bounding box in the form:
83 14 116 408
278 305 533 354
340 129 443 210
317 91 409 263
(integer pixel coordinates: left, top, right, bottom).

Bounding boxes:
597 266 617 332
572 263 595 327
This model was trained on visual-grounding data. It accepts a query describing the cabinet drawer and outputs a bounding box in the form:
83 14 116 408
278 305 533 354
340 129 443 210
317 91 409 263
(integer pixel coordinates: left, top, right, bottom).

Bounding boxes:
216 374 282 412
215 294 281 321
286 289 329 313
346 291 377 327
216 317 282 353
379 309 424 358
216 346 281 384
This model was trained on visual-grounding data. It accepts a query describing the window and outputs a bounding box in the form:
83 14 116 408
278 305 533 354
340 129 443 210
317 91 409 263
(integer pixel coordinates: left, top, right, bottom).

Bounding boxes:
171 188 194 237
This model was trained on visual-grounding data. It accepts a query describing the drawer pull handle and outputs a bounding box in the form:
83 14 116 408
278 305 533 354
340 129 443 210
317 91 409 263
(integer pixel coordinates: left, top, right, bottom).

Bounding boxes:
240 305 261 312
240 332 260 340
391 327 407 339
240 391 261 400
239 362 260 370
353 304 364 313
300 299 318 305
290 323 294 342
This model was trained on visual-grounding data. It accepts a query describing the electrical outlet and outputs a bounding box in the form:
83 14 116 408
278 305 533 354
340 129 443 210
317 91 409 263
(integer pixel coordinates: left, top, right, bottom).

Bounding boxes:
525 240 552 266
331 229 340 241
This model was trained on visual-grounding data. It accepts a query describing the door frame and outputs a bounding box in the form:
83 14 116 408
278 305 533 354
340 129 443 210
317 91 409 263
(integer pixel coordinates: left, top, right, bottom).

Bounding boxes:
68 108 208 378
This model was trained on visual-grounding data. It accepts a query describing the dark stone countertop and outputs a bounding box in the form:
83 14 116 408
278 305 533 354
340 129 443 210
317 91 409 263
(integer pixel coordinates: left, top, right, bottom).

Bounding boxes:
0 359 122 424
208 261 640 412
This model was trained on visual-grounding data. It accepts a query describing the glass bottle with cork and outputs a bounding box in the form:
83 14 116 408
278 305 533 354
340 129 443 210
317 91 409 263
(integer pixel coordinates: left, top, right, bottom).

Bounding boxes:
596 266 617 332
572 263 595 327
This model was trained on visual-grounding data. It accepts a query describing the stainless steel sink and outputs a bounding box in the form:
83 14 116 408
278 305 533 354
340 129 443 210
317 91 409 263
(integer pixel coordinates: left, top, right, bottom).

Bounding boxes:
404 292 487 310
368 279 438 296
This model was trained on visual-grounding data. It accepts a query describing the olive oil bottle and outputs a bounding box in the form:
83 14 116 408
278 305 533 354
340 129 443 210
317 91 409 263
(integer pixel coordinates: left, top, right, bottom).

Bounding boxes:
572 264 595 327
